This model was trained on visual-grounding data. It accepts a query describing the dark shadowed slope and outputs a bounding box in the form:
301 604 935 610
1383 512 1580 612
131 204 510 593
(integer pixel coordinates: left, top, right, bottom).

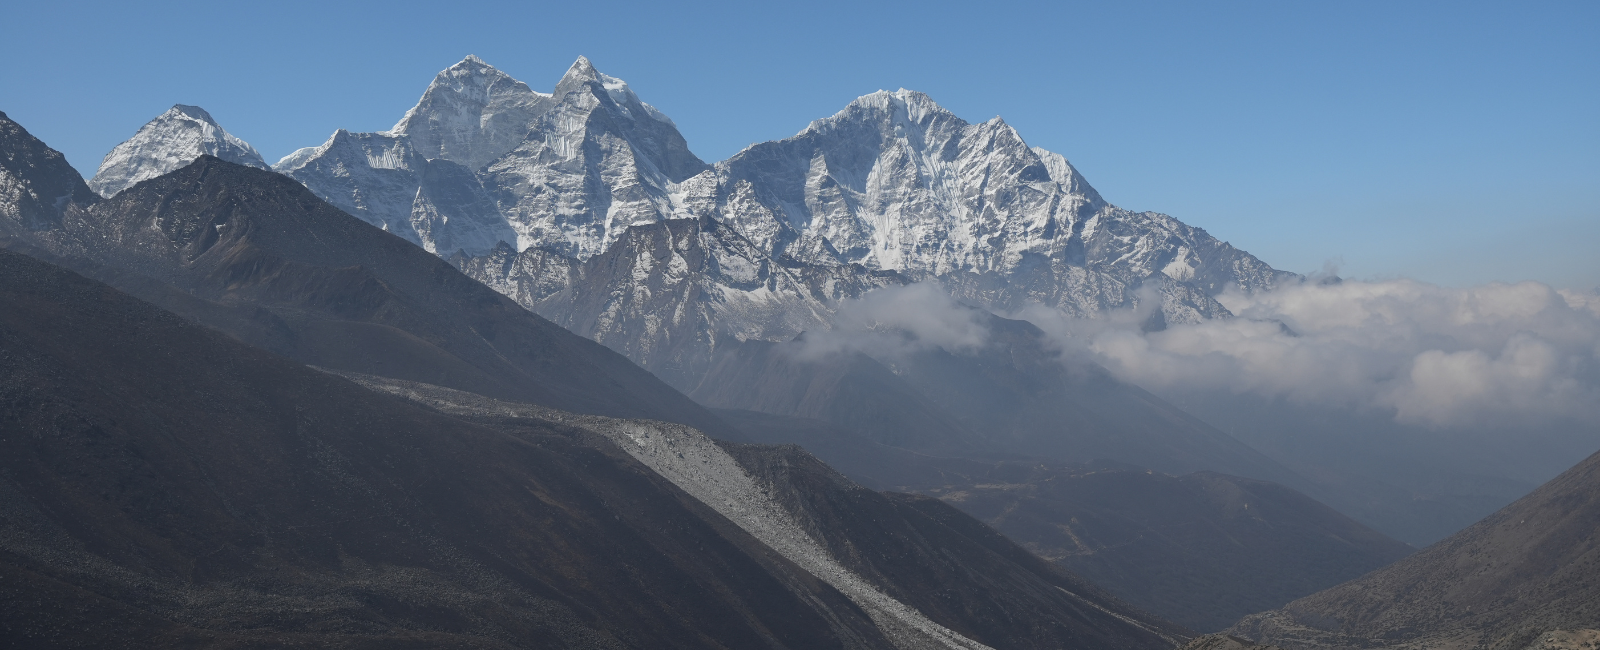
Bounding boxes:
893 314 1303 483
718 409 1414 633
719 442 1191 649
354 374 1188 650
0 110 98 232
690 339 988 455
1231 447 1600 650
941 466 1414 633
0 247 1192 650
0 248 883 649
0 114 740 438
693 321 1301 483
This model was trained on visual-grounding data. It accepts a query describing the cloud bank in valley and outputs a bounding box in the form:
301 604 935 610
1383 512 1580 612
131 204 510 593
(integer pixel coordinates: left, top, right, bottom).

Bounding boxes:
1017 278 1600 430
807 276 1600 433
797 282 993 360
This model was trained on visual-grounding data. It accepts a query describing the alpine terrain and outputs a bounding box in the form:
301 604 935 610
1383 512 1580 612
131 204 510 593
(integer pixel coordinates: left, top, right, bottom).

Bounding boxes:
0 98 1192 650
51 56 1454 629
230 55 1289 391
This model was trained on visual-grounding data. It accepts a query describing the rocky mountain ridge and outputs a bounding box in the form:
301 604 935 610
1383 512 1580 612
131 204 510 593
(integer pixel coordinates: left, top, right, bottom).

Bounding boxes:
85 56 1294 390
0 110 743 439
0 110 98 232
1 107 1196 650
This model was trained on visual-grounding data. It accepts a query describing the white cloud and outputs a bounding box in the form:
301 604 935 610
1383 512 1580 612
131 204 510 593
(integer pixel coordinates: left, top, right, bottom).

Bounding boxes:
1018 279 1600 429
798 282 990 360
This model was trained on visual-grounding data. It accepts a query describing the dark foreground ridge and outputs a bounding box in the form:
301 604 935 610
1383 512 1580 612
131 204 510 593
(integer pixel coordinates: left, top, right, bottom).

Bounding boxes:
0 115 741 440
0 247 869 647
718 408 1415 632
0 247 1187 648
1230 445 1600 649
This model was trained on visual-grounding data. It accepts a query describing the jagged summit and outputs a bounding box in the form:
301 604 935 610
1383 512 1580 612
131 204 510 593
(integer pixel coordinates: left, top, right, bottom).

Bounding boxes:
811 88 954 129
388 54 549 171
276 55 705 258
168 104 216 122
549 55 678 127
0 110 98 231
88 104 267 198
560 54 600 83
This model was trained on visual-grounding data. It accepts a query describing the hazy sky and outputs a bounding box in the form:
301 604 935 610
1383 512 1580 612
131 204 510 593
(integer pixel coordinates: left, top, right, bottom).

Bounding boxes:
3 0 1594 288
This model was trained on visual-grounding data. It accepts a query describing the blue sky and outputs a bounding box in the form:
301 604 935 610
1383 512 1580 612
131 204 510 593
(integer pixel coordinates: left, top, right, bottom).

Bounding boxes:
3 0 1595 288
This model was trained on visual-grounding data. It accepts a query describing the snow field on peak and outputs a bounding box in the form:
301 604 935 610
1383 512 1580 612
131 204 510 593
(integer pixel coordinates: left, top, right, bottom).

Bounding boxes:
89 105 268 198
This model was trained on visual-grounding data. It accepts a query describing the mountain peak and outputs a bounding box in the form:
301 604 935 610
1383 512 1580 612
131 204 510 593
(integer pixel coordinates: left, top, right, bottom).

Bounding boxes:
0 110 99 229
389 55 548 170
88 104 267 198
167 104 217 123
562 55 600 83
439 54 498 77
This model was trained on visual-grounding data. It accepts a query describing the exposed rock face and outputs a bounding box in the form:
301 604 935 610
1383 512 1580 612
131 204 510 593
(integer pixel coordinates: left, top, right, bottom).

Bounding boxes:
483 56 709 258
279 55 706 258
88 104 267 197
450 76 1286 379
1229 448 1600 650
460 215 904 389
677 90 1287 322
275 128 514 255
0 111 97 232
389 54 550 171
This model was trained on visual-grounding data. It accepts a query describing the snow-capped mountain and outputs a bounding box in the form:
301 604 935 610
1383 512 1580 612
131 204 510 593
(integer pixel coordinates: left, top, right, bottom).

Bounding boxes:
273 55 532 255
484 56 708 258
89 104 267 197
274 128 513 255
459 214 902 388
88 55 1292 381
389 54 548 171
677 89 1287 321
278 55 704 258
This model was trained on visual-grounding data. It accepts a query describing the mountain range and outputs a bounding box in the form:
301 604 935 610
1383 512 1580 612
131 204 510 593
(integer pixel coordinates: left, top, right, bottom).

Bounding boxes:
23 54 1437 629
69 56 1557 555
0 110 1189 649
2 75 1404 640
84 55 1291 393
8 51 1594 648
